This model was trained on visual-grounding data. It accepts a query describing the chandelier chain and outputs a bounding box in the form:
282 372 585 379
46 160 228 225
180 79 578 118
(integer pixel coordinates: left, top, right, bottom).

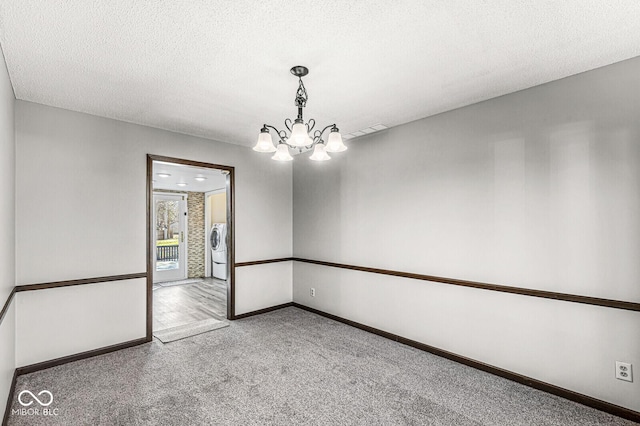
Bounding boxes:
294 78 308 108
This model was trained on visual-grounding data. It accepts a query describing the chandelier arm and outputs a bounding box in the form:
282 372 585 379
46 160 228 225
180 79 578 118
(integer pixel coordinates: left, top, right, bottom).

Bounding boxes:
311 133 324 148
284 118 293 132
263 124 288 143
315 124 336 142
308 124 335 146
307 118 316 133
302 142 316 150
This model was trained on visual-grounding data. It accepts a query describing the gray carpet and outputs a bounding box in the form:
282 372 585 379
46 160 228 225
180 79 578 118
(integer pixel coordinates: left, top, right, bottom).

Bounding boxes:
6 307 635 425
153 318 229 343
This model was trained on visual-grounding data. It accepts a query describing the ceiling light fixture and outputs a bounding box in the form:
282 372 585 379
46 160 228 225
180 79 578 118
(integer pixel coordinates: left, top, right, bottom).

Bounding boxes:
176 182 188 187
194 176 207 181
253 66 347 162
157 173 171 177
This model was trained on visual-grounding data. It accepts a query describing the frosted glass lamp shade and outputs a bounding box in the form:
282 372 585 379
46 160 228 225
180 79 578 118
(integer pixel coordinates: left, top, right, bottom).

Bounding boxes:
325 129 347 152
271 144 293 161
309 143 331 161
253 130 276 152
289 122 310 147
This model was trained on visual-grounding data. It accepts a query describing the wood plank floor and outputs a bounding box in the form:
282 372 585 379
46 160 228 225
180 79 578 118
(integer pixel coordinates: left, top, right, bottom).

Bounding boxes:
153 277 227 331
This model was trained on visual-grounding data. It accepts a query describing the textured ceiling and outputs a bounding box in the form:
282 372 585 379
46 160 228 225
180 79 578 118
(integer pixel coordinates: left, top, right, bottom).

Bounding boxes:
2 1 640 147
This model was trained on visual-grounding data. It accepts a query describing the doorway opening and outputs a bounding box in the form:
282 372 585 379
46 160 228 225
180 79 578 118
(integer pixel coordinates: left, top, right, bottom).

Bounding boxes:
146 155 235 341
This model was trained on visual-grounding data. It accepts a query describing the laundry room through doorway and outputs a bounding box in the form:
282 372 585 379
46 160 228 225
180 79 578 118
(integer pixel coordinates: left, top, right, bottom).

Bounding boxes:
206 189 227 281
150 158 232 336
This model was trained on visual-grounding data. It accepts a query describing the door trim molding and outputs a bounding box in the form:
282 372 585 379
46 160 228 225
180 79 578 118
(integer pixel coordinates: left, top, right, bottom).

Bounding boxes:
147 155 236 341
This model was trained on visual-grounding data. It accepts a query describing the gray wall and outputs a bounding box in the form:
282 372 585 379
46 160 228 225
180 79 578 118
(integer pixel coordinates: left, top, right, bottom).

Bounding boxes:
0 48 15 417
14 101 293 366
293 57 640 411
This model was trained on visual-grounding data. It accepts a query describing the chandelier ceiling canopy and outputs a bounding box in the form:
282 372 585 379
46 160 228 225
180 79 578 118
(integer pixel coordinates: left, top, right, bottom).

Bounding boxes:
253 66 347 161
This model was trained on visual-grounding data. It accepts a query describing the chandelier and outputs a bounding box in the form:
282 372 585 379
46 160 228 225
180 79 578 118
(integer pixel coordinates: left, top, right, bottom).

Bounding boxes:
253 65 347 161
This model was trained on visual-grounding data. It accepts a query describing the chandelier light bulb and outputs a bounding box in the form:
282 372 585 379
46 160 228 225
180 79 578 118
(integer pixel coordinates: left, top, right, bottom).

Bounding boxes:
309 143 331 161
253 129 276 152
271 144 293 161
325 128 347 152
289 122 309 147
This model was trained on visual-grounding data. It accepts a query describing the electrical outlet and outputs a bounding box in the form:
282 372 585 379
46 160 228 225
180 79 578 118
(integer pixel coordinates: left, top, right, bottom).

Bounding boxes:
310 288 316 297
615 362 633 382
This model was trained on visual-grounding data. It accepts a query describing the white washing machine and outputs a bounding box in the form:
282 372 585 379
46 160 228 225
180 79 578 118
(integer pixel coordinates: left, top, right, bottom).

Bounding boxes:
210 223 227 280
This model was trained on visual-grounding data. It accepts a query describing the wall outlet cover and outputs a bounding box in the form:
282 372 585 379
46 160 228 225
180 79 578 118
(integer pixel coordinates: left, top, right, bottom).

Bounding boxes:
615 361 633 382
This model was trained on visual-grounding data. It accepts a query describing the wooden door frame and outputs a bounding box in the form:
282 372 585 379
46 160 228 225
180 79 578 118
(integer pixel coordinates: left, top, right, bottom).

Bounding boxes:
146 154 236 341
